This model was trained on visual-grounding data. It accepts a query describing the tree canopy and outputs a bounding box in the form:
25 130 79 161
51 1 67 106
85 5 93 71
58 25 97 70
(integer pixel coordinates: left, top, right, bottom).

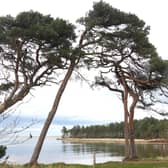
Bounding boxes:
77 1 168 159
0 11 76 114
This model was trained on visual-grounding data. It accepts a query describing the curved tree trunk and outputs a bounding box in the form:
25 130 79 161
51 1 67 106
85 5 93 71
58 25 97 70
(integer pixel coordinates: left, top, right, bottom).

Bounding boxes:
0 86 30 114
29 61 75 165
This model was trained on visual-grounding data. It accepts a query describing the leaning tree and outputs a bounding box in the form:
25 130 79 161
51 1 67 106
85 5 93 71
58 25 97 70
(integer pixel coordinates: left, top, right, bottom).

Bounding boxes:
29 1 168 164
29 16 86 165
0 11 75 114
76 1 165 159
0 11 78 164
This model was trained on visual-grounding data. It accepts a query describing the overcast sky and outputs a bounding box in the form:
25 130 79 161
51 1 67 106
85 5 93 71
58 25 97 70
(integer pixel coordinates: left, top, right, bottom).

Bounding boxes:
0 0 168 136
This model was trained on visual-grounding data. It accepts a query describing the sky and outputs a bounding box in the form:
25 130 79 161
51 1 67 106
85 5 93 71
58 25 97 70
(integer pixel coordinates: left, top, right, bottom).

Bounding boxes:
0 0 168 136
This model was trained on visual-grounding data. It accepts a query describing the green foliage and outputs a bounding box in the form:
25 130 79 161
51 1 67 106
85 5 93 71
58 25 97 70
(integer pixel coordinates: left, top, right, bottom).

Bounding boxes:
63 117 168 139
7 11 75 44
79 1 145 28
134 118 164 139
0 145 6 159
0 10 77 98
78 1 167 112
64 123 124 138
0 11 76 65
139 57 168 92
61 126 68 138
150 56 166 74
78 1 159 81
0 10 78 116
0 82 14 91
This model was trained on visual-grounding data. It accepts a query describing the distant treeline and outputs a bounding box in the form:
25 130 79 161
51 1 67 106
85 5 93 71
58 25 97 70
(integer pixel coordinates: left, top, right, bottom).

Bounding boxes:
62 117 168 139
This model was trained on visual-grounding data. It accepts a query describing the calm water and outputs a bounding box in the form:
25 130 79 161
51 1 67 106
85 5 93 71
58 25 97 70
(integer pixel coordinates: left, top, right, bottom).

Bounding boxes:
6 137 168 165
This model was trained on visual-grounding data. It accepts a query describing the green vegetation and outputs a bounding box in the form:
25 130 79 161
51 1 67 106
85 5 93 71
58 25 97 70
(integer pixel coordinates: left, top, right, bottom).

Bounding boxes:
1 161 168 168
62 117 168 139
0 145 6 159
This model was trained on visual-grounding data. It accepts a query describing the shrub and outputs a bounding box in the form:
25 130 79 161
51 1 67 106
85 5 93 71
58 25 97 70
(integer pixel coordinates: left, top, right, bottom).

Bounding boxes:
0 145 6 159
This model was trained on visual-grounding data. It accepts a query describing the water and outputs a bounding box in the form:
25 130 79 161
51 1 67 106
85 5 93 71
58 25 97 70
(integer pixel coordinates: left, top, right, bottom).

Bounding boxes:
6 137 168 165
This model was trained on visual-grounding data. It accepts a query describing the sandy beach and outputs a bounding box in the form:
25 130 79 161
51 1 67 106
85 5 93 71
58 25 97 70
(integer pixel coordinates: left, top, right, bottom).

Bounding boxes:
62 138 168 144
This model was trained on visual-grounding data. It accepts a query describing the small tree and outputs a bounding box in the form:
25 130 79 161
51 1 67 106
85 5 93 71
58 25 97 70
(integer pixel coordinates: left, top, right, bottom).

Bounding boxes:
61 126 68 138
0 146 6 159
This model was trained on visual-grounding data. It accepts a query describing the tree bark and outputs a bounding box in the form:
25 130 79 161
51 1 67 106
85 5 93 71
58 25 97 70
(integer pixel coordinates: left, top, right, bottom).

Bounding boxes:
123 89 130 160
29 61 75 165
129 93 138 159
0 86 31 114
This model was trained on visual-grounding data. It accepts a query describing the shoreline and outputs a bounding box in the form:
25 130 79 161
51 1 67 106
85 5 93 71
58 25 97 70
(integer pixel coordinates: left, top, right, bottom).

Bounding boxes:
62 138 168 144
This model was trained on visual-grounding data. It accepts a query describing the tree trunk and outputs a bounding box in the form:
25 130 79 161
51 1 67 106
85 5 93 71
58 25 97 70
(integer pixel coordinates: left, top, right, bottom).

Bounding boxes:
0 86 30 114
129 93 138 159
129 117 136 159
123 89 130 160
29 61 75 165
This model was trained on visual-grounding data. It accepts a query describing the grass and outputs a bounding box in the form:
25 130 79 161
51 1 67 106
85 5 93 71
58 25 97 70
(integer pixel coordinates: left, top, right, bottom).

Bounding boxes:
0 161 168 168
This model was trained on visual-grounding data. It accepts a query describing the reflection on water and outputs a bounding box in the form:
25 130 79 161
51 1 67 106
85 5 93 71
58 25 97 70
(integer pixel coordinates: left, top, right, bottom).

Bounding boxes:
6 137 168 164
62 141 168 159
137 143 168 158
62 142 125 157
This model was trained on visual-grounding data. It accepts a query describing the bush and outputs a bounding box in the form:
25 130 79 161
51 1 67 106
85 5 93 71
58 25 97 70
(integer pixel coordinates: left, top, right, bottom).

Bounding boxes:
0 145 6 159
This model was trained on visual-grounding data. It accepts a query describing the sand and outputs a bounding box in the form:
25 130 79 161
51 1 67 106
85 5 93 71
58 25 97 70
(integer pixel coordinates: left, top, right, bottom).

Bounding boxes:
62 138 168 144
